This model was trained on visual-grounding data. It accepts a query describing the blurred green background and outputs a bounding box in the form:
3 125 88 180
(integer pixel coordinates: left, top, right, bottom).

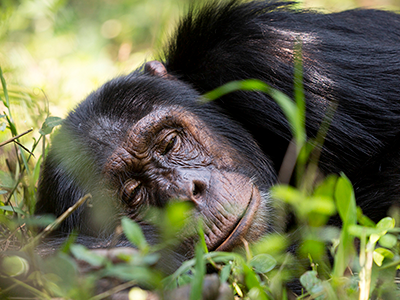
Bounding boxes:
1 0 400 149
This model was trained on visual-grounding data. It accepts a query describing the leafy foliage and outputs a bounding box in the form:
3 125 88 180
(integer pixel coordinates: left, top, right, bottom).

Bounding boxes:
2 58 400 300
1 1 400 299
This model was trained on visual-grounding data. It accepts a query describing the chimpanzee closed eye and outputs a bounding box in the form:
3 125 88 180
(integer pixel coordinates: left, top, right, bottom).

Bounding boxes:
36 0 400 272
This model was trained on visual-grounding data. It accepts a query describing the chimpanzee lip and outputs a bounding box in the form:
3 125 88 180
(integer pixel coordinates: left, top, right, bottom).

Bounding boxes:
214 184 260 252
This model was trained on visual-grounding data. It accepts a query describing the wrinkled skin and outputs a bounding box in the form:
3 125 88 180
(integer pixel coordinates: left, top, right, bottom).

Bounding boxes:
36 70 276 265
103 106 269 253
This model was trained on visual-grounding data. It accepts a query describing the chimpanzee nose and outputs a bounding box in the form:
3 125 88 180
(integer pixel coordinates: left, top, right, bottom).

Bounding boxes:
175 169 209 204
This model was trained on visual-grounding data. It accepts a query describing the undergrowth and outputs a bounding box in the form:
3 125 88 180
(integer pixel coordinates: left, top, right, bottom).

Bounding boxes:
1 50 400 299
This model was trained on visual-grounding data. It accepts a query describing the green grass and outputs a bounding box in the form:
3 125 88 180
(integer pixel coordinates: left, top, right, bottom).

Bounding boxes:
2 1 400 298
1 61 400 299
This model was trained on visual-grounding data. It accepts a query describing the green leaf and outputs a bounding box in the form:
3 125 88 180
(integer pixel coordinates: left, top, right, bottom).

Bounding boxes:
301 196 336 216
70 244 106 267
0 205 26 215
43 252 79 296
162 201 194 241
300 270 325 299
249 254 277 274
243 264 261 291
376 217 395 230
332 174 356 278
247 287 268 300
373 248 394 267
4 113 16 136
373 251 385 267
33 155 43 185
220 264 231 283
300 239 326 261
0 169 16 189
243 264 268 300
104 265 162 287
16 215 55 226
121 217 149 252
335 175 357 226
39 116 63 136
252 233 288 255
202 79 270 102
190 242 206 300
314 175 338 198
0 67 10 108
177 273 192 286
59 232 78 253
203 78 306 147
378 234 397 249
271 184 303 205
357 207 376 227
2 256 29 277
140 253 160 266
370 218 395 244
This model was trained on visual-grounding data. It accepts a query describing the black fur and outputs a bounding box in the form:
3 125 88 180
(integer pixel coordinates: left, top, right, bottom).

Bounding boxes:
162 0 400 222
37 0 400 260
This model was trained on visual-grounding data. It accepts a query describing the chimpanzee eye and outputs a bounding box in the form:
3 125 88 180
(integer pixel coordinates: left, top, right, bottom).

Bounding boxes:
121 179 142 205
161 132 178 155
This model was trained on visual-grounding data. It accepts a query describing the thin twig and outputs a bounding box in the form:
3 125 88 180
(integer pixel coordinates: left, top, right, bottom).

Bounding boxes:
88 280 138 300
22 194 92 251
0 128 33 148
0 276 52 299
13 140 35 157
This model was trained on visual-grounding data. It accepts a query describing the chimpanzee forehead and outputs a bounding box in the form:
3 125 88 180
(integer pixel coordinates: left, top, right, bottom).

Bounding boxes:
124 105 216 154
93 73 202 122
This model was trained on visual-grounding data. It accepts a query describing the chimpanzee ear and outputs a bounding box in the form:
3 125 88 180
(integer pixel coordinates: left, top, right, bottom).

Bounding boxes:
144 60 176 80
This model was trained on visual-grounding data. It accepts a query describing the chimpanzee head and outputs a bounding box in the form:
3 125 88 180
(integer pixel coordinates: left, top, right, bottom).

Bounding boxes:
36 65 277 258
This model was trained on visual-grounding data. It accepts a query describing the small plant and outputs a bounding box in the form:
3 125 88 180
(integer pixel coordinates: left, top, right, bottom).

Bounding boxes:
1 44 400 299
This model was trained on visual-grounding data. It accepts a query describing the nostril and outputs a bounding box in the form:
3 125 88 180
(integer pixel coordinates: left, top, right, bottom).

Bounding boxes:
192 181 206 198
192 184 200 197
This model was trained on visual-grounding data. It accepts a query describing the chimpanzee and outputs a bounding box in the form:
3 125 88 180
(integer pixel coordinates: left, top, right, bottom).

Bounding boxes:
36 0 400 270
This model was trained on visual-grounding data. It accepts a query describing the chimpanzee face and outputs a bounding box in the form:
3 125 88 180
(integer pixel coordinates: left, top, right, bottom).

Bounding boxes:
103 105 271 253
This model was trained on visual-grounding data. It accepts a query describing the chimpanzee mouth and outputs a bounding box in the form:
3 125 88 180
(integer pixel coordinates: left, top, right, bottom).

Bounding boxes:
214 184 261 252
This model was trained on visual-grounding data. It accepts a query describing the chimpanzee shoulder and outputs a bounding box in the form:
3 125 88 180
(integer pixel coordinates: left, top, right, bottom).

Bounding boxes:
162 0 400 176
